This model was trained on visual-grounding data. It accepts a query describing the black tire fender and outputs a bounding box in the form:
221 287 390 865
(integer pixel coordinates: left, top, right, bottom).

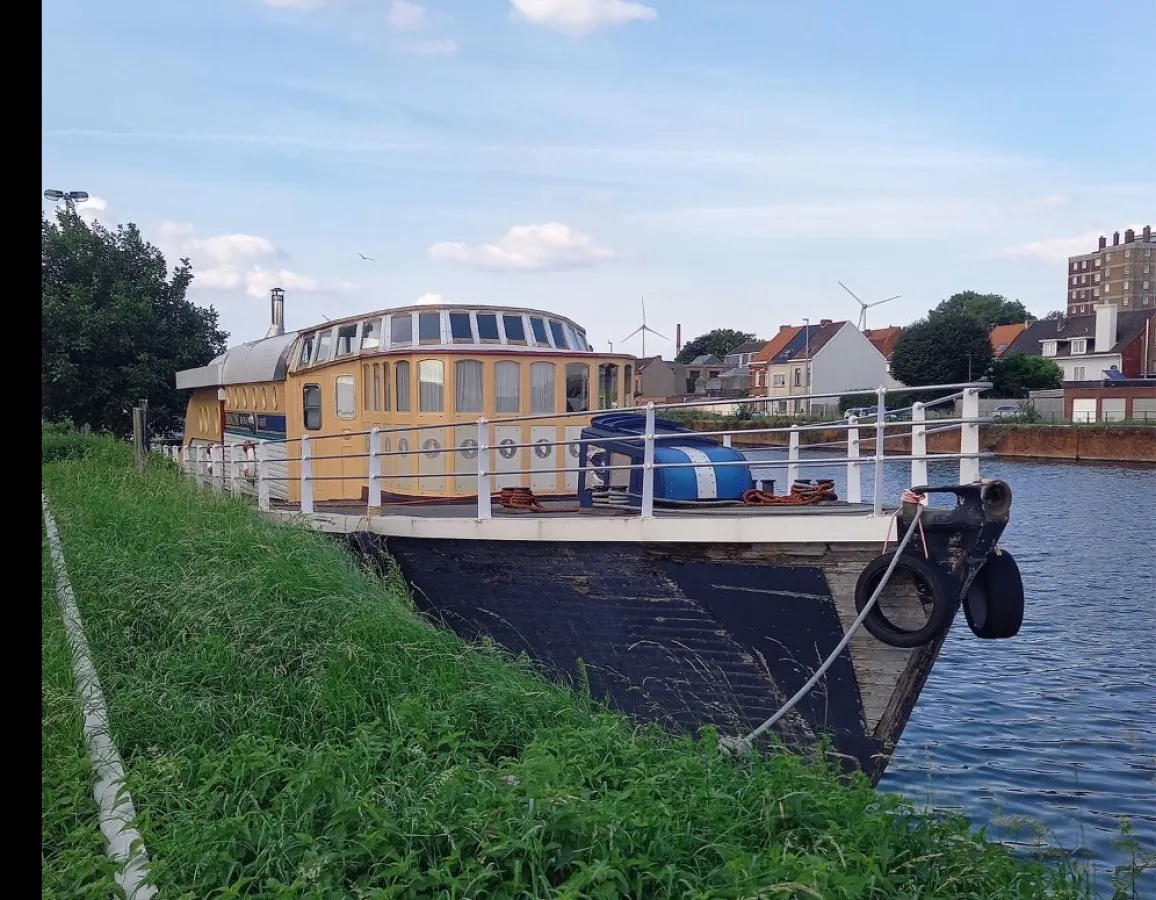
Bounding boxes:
853 551 955 649
963 548 1024 639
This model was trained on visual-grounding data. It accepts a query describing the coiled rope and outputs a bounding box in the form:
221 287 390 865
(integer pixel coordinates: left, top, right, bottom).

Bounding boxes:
494 487 581 513
721 490 927 757
742 479 837 506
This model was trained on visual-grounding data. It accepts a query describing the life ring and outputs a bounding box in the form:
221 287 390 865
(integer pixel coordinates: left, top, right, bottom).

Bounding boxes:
963 548 1024 639
242 441 257 480
853 551 954 648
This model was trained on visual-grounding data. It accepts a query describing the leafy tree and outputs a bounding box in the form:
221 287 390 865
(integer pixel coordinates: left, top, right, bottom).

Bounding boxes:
933 291 1029 328
1042 309 1066 320
675 328 756 364
42 210 228 438
987 353 1063 398
890 310 994 387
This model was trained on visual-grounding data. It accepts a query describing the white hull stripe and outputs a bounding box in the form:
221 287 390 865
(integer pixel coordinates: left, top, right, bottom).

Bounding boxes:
671 445 718 500
42 495 158 900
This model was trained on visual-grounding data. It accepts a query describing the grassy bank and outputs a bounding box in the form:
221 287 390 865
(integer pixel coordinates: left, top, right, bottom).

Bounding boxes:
41 431 1088 898
41 526 121 898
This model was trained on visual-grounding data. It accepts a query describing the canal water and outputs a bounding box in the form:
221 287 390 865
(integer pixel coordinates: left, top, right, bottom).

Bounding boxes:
745 448 1156 896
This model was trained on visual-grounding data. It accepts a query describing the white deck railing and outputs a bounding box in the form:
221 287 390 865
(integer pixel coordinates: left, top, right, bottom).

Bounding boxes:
157 383 992 519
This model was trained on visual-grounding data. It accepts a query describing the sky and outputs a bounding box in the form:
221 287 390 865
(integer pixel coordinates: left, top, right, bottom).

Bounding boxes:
42 0 1155 354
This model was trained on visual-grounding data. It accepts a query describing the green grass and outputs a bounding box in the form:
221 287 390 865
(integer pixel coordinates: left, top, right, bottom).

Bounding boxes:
41 525 123 898
41 429 1091 898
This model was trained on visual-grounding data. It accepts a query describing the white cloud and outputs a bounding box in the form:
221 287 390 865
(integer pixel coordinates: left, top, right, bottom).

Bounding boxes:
73 195 111 225
998 232 1101 264
407 39 458 55
387 0 426 30
416 292 444 305
510 0 656 35
156 221 343 299
428 222 616 271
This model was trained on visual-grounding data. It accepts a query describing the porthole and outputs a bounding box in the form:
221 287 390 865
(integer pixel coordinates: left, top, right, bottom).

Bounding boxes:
423 438 441 459
460 438 479 460
498 439 517 460
534 440 551 459
568 442 581 458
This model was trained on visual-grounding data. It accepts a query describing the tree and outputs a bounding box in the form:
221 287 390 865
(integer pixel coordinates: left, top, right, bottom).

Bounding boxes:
1042 309 1066 320
675 329 756 364
933 291 1029 328
987 353 1063 397
890 310 994 387
42 210 228 437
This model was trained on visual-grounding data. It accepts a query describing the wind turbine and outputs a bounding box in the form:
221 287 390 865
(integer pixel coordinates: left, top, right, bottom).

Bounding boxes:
838 281 901 331
621 296 668 359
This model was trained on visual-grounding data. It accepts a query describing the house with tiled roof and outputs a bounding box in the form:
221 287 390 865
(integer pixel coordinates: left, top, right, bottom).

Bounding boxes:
988 322 1028 359
750 318 893 414
1006 304 1155 381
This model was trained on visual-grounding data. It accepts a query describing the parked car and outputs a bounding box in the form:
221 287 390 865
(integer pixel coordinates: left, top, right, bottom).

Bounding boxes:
990 404 1024 420
844 407 875 420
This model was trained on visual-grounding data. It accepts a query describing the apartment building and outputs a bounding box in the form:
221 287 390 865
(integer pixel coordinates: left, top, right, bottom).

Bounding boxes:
1066 225 1154 316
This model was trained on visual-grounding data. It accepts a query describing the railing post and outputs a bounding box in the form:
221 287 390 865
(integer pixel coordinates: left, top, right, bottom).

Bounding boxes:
722 433 732 448
229 442 241 497
367 427 381 515
846 415 861 504
300 435 314 515
910 401 927 487
476 417 491 520
873 385 886 516
214 443 226 492
178 445 188 476
257 442 270 511
960 386 980 483
787 426 799 485
641 402 656 518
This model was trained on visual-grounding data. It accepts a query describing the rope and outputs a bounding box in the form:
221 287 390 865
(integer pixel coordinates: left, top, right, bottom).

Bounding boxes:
742 479 837 506
721 493 927 756
494 487 581 513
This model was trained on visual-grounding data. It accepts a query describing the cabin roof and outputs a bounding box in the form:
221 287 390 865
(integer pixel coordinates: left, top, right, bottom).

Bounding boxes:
175 332 298 390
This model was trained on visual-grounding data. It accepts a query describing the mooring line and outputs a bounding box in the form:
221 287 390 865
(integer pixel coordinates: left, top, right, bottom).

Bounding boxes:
41 494 158 900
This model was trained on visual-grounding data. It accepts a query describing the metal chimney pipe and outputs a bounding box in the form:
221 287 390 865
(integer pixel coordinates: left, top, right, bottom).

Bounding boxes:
266 287 285 338
676 323 682 353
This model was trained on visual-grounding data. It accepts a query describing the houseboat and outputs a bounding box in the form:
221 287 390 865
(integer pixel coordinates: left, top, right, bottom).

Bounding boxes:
175 290 1025 785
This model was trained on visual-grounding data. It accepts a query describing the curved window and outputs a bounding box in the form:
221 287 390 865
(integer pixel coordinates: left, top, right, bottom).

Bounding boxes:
549 320 568 349
598 364 619 410
303 384 322 430
260 387 268 411
566 363 590 413
575 328 588 351
391 313 413 345
363 364 372 412
503 314 526 343
418 359 445 412
455 360 484 413
494 361 520 414
315 330 333 363
336 375 356 419
361 319 380 351
336 324 357 357
298 333 316 366
419 312 441 343
450 312 473 343
530 362 555 414
395 361 411 412
477 313 500 342
271 386 278 409
529 317 549 345
380 362 390 411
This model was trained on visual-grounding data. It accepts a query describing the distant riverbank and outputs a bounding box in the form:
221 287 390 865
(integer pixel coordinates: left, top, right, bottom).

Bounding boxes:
682 420 1156 464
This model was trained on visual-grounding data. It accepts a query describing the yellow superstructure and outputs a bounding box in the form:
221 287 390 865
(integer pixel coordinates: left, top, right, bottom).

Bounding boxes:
177 299 637 504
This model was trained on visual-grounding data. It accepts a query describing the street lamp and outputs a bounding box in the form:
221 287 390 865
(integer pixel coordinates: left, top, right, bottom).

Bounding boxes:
44 189 90 214
802 318 811 416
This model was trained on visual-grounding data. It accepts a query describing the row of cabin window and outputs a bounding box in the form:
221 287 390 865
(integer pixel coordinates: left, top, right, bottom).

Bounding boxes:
303 361 632 430
296 311 591 368
227 385 278 410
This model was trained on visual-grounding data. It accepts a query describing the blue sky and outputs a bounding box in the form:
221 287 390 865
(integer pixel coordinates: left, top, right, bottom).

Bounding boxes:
42 0 1155 352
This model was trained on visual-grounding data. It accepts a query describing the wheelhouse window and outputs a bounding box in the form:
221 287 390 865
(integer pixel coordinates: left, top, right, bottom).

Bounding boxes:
503 314 526 343
419 312 441 343
575 329 588 351
531 362 555 414
494 361 520 414
336 324 358 357
549 320 568 349
361 319 380 351
298 333 316 367
598 364 619 410
450 312 473 343
418 359 445 412
529 317 549 345
454 360 484 413
624 365 633 402
315 330 333 363
395 361 411 412
336 375 355 418
391 313 413 345
303 384 322 430
477 313 500 342
566 363 590 412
